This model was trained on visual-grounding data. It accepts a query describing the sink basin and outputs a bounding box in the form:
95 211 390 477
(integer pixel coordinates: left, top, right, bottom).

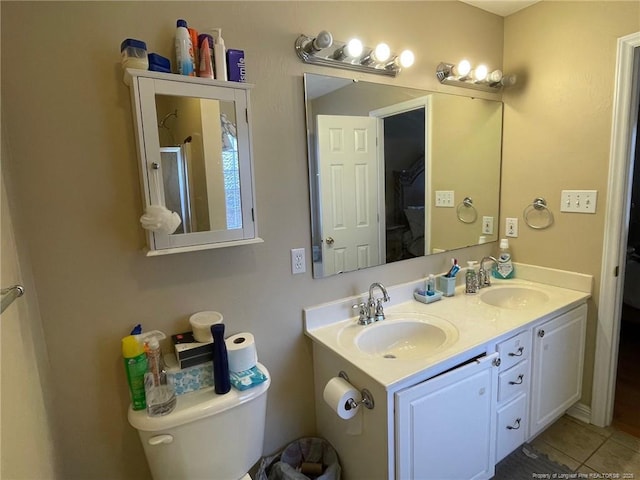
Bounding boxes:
343 315 459 360
480 286 549 309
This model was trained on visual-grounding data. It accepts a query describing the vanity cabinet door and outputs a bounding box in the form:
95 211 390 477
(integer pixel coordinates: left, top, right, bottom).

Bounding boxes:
395 353 499 480
529 304 587 438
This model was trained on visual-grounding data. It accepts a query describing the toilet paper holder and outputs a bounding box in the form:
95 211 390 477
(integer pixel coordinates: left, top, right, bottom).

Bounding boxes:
338 371 375 410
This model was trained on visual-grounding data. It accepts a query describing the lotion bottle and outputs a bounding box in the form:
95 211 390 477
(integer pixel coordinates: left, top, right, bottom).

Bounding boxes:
197 34 215 79
212 28 228 81
175 19 195 76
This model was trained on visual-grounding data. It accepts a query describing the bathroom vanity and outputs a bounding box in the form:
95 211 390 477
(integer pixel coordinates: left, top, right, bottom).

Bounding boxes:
304 264 591 480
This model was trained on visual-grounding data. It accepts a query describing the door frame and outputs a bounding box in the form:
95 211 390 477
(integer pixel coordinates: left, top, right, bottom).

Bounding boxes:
591 32 640 427
370 96 432 255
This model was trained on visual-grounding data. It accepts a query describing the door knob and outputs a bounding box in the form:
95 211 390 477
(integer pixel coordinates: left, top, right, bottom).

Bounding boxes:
326 236 335 245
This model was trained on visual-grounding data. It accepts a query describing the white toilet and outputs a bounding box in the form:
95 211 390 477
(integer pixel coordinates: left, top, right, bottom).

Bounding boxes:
128 363 270 480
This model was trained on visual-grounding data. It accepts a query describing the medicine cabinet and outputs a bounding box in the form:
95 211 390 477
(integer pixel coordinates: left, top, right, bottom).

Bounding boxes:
124 69 262 256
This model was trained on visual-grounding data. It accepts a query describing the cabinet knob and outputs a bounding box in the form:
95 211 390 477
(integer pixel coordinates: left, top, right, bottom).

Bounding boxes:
492 357 501 367
507 418 522 430
151 162 160 170
538 329 545 338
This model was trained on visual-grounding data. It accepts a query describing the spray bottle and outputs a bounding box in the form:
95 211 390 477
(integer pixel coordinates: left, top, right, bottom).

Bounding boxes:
122 335 148 411
140 330 176 416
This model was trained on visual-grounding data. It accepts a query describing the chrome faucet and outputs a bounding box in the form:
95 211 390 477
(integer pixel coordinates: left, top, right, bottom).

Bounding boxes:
478 256 499 288
353 282 390 325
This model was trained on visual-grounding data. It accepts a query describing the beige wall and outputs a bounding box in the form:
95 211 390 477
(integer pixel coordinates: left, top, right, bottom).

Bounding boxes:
502 1 639 408
2 2 637 478
0 2 503 478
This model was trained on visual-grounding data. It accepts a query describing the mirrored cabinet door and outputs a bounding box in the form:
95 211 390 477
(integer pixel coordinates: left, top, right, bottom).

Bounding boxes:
126 69 261 255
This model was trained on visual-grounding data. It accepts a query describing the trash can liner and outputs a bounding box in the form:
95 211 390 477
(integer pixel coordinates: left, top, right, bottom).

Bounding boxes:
256 437 341 480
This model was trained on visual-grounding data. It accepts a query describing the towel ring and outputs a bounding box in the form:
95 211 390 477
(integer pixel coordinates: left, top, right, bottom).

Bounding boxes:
456 197 478 224
523 197 554 230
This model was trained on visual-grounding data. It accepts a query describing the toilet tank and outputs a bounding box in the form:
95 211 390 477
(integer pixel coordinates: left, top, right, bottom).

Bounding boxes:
128 364 270 480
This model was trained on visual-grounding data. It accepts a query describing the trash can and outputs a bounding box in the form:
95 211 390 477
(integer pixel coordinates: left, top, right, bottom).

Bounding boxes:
256 437 341 480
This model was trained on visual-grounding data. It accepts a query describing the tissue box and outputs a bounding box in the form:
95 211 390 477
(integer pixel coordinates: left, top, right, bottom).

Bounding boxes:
171 331 213 369
165 353 213 395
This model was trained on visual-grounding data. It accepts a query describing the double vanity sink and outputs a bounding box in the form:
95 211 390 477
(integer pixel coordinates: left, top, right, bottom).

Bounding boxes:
304 264 592 480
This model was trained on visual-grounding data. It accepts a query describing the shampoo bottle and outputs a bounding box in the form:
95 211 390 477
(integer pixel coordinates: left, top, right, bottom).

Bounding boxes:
493 238 515 279
197 34 215 79
175 19 195 76
212 28 228 81
142 332 176 416
122 335 148 411
211 323 231 394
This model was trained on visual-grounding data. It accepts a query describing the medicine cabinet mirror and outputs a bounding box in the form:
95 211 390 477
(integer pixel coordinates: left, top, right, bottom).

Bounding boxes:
304 73 502 278
125 69 261 255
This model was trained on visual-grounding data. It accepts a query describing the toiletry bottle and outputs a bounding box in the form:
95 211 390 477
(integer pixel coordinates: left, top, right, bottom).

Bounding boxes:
197 34 215 79
188 26 199 73
465 261 479 294
175 19 195 76
493 238 515 279
211 323 231 394
142 332 176 416
122 335 148 411
426 274 435 296
212 28 228 81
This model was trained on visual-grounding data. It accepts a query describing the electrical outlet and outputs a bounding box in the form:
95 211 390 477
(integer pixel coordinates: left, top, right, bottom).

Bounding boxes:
435 190 455 207
560 190 598 213
291 248 306 274
482 216 494 235
506 218 518 237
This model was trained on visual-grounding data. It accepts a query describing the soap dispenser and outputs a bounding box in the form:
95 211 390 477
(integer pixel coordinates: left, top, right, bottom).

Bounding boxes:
465 261 479 294
141 331 176 416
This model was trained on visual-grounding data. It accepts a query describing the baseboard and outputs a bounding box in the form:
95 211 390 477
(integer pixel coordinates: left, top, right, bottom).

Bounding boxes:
566 402 592 424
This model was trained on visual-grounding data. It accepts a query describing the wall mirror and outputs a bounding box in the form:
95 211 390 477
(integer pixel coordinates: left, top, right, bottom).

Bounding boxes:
126 70 261 255
304 73 503 278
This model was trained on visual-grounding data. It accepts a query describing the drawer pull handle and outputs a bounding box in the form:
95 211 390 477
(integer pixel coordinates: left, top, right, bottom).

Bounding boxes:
508 347 524 357
507 418 521 430
509 374 524 385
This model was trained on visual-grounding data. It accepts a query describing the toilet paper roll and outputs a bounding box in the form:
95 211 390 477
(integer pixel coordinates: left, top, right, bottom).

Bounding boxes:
225 332 258 373
323 377 361 420
189 311 223 342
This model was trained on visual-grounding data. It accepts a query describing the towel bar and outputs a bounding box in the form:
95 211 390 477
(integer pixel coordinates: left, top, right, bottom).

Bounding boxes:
1 285 24 314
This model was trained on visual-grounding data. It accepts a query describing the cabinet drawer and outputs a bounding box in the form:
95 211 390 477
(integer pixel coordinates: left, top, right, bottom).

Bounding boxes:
497 330 531 371
496 394 527 462
498 359 529 403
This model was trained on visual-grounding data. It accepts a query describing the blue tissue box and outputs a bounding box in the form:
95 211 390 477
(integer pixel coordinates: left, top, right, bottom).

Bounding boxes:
165 353 213 395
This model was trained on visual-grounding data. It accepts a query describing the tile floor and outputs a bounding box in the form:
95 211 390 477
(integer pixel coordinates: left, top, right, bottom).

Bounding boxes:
532 414 640 476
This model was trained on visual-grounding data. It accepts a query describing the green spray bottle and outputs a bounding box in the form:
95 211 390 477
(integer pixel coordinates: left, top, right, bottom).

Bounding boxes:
122 335 148 410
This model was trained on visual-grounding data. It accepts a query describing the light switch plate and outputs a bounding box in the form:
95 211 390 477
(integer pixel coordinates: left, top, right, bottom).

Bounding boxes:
560 190 597 213
506 218 518 237
435 190 455 207
482 216 494 235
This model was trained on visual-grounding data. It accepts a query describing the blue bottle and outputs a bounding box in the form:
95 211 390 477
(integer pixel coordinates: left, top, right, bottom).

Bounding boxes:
211 323 231 394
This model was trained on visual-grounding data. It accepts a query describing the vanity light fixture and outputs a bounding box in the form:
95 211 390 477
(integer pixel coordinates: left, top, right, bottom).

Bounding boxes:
295 31 414 77
436 60 517 92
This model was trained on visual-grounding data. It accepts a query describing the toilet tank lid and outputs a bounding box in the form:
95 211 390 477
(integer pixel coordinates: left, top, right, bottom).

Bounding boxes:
128 363 270 432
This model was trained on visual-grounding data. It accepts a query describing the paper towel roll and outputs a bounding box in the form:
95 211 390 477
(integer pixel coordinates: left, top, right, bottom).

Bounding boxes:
189 311 223 342
323 377 361 420
225 332 258 373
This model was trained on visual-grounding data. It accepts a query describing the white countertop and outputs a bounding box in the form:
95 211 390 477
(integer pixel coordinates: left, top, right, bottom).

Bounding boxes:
304 264 592 390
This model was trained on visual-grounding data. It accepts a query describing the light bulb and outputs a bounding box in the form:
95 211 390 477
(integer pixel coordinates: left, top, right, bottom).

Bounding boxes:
372 43 391 63
473 64 488 81
455 60 471 77
488 69 503 83
313 30 333 50
399 50 415 68
346 38 363 58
